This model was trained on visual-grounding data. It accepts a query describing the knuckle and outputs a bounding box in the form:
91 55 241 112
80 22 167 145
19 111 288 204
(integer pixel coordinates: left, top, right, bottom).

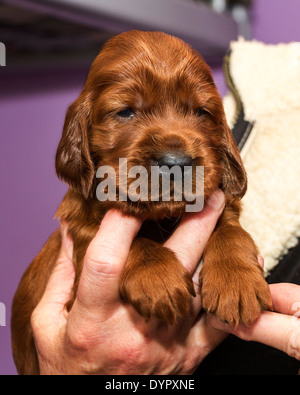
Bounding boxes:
30 306 42 332
67 325 98 351
30 306 54 353
85 244 124 277
86 257 120 277
83 258 121 289
117 340 143 361
287 329 300 361
110 337 147 370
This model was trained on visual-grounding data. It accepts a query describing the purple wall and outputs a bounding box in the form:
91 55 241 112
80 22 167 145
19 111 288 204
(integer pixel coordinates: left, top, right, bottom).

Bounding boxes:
1 1 300 375
252 0 300 44
0 70 84 375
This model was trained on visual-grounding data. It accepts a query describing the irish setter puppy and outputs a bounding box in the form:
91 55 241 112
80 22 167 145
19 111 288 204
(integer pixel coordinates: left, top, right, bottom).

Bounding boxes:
11 31 272 375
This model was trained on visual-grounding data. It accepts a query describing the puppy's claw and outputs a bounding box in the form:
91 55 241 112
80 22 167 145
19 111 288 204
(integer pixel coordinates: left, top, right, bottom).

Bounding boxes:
200 261 272 327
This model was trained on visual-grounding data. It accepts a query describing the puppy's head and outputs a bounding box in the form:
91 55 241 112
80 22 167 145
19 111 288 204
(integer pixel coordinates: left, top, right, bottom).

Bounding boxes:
56 31 246 219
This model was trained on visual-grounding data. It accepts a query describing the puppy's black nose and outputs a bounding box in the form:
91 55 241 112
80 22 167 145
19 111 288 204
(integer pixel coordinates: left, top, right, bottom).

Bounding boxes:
156 152 193 168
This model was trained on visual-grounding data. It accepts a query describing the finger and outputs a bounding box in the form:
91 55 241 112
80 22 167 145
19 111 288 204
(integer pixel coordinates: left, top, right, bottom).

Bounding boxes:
164 189 225 274
207 311 300 360
33 224 75 334
40 223 75 308
257 255 264 268
186 314 228 364
76 210 142 312
269 283 300 315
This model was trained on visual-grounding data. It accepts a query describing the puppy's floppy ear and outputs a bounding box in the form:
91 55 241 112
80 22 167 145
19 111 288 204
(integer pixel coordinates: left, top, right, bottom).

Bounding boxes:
56 90 94 199
220 116 247 199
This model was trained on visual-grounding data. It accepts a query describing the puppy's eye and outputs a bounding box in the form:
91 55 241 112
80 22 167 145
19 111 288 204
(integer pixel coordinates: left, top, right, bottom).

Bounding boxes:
116 108 135 119
195 108 209 117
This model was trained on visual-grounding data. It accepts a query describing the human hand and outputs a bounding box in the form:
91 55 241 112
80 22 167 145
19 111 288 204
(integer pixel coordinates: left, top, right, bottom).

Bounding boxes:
208 282 300 361
31 190 227 375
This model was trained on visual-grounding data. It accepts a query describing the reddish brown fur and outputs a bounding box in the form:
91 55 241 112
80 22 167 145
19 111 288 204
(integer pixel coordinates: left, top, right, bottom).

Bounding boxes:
11 31 272 375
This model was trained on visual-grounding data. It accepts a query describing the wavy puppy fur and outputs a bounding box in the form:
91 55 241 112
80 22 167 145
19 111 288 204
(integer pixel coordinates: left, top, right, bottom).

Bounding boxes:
11 31 272 375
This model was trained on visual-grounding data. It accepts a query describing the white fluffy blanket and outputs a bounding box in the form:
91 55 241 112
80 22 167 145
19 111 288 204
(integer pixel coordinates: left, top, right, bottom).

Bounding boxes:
223 39 300 276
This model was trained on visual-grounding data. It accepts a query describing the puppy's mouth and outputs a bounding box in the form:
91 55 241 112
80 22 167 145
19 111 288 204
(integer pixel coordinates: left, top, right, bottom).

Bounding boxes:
95 156 205 219
104 196 193 221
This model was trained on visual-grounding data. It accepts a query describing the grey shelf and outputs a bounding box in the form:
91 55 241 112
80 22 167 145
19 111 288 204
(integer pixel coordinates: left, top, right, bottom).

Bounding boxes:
2 0 238 62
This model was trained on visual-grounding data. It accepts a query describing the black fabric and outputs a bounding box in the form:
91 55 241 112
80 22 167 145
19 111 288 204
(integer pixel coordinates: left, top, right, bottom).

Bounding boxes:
195 336 300 375
223 50 254 151
267 240 300 285
194 241 300 375
231 103 254 150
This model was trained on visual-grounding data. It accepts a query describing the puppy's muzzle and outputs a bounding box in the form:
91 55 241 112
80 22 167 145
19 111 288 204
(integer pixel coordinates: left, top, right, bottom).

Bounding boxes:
151 152 193 174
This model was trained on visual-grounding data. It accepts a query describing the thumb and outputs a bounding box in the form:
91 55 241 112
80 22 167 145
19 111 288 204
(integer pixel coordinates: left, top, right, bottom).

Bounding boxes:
75 210 142 314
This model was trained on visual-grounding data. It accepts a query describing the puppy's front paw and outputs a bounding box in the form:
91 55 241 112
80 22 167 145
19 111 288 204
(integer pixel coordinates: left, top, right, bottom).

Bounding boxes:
200 257 272 326
120 244 195 324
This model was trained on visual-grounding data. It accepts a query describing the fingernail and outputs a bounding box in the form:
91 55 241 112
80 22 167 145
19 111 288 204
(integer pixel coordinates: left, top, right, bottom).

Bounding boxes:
206 314 232 332
207 189 225 211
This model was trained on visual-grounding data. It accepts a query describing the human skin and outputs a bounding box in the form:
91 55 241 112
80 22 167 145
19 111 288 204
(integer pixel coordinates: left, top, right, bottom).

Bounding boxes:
31 187 300 374
31 190 228 375
208 282 300 361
